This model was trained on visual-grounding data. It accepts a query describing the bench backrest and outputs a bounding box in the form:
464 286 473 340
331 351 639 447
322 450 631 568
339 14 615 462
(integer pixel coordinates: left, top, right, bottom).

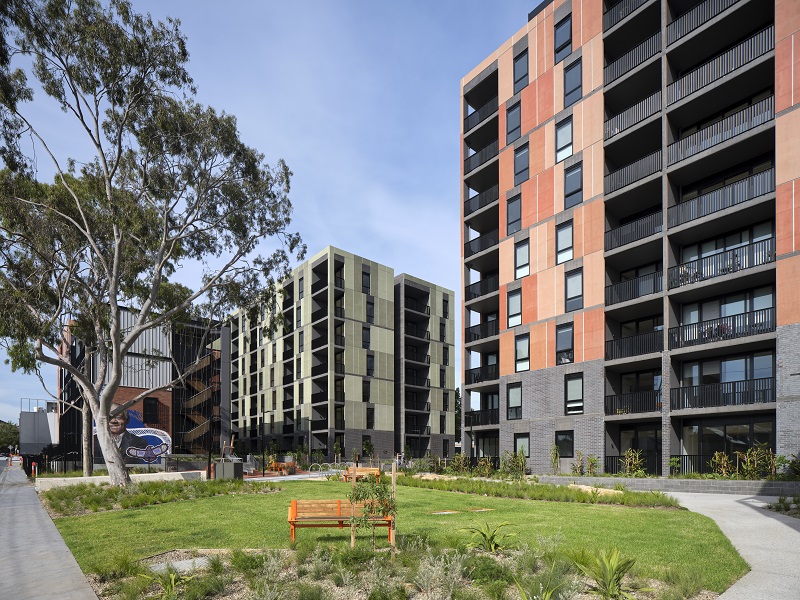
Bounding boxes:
289 499 391 520
347 467 380 475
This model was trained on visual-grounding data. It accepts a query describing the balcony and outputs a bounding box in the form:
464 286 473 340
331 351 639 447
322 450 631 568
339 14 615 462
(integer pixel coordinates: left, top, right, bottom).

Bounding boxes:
405 374 430 388
406 350 430 364
464 96 498 132
283 398 294 410
406 399 430 412
667 238 775 289
334 419 345 430
407 426 431 436
604 31 661 85
667 0 743 45
311 279 327 294
464 229 499 258
335 391 345 403
311 363 328 377
670 454 715 475
311 419 328 431
405 297 430 314
605 271 663 305
667 168 775 228
334 276 345 289
670 377 775 410
464 408 500 427
667 96 774 166
667 26 773 105
334 335 345 347
465 364 499 385
312 335 327 350
283 374 294 386
668 307 775 350
311 391 328 405
604 391 662 415
465 320 499 343
605 150 661 195
605 211 662 251
605 330 663 360
405 325 430 340
465 274 499 301
604 0 650 31
464 185 500 217
605 91 660 141
311 307 328 323
464 140 499 174
334 362 345 375
334 306 345 318
283 425 294 435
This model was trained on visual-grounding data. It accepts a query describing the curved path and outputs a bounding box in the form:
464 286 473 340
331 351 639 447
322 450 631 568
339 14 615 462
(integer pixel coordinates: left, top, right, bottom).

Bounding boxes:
0 462 97 599
669 492 800 600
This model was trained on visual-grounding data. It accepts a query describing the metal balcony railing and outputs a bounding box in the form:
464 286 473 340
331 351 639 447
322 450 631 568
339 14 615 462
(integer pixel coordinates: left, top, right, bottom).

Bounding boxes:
405 374 430 387
604 452 661 475
312 335 327 350
605 330 663 360
334 335 345 347
311 363 328 377
670 377 775 410
667 238 775 289
464 96 498 131
465 274 499 301
334 306 345 318
605 150 661 194
603 0 650 31
464 408 500 427
405 399 431 412
667 96 774 165
668 307 775 349
670 454 715 475
311 279 327 294
283 425 294 435
311 392 328 405
465 364 499 385
604 31 661 85
335 391 345 403
283 399 294 410
405 297 430 314
407 426 431 436
311 419 328 431
604 91 660 140
667 168 775 228
465 229 499 258
334 362 345 375
406 351 430 364
667 0 746 46
604 390 662 415
334 276 345 289
605 270 663 305
311 307 328 323
605 211 662 251
466 320 499 343
668 27 774 104
464 185 500 217
405 325 430 340
464 140 499 174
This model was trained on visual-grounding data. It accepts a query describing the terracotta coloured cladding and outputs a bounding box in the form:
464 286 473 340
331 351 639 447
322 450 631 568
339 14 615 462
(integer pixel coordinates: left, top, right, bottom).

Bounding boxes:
776 108 800 187
777 255 800 325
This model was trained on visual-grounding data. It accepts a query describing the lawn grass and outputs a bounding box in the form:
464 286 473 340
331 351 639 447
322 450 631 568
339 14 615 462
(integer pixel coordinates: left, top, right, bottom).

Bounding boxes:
53 480 748 593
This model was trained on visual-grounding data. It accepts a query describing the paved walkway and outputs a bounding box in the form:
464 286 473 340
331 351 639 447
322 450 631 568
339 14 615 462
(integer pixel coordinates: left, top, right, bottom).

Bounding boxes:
0 463 97 600
669 492 800 600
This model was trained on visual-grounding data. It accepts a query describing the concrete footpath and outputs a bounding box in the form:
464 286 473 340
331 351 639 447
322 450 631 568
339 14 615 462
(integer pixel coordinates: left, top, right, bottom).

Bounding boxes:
669 492 800 600
0 462 97 600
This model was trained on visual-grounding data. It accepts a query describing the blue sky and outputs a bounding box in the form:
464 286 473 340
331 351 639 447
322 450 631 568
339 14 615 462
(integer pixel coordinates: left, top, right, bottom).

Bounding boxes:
0 1 543 422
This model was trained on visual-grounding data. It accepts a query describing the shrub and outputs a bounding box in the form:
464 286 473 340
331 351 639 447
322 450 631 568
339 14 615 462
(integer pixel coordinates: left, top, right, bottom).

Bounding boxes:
587 455 600 477
295 583 328 600
463 554 513 584
500 451 527 480
474 457 495 478
621 449 646 478
414 550 464 599
574 547 649 599
447 453 471 476
463 521 516 553
571 450 585 476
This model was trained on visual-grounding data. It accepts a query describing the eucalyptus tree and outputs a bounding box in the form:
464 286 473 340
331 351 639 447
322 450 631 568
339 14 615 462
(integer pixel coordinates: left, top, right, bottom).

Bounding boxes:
0 0 304 485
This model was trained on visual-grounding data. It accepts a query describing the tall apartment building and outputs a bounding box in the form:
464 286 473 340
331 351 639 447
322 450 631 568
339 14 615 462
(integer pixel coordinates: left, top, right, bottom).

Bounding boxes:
461 0 800 475
229 247 455 460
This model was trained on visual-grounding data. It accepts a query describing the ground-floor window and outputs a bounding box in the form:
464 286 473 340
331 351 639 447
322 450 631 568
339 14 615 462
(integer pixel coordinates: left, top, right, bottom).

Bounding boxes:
555 430 574 458
680 415 774 457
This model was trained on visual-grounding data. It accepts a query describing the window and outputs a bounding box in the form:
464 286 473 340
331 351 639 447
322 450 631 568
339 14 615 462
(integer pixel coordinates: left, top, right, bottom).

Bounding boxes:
299 382 304 404
556 221 573 264
508 289 522 327
440 321 446 342
270 366 274 387
554 15 572 63
362 270 370 294
296 306 301 327
298 330 304 352
443 346 449 366
507 195 521 235
440 367 446 388
555 430 574 458
507 103 521 144
564 59 581 107
367 407 375 430
513 50 528 94
514 144 529 186
366 300 374 324
443 391 450 412
443 439 450 459
143 397 159 424
515 240 530 278
272 390 276 411
564 163 582 208
298 276 304 299
556 323 574 364
362 378 370 402
565 373 584 414
366 354 374 377
565 269 583 312
272 343 276 362
296 356 301 375
514 433 530 457
515 334 530 372
440 414 446 434
556 118 573 162
507 383 522 420
362 326 370 349
443 297 449 318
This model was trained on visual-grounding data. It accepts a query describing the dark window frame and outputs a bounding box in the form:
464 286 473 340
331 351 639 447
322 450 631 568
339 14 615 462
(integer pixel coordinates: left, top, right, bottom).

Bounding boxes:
565 373 584 415
514 50 529 94
564 163 583 208
564 59 581 107
556 323 574 364
362 270 371 295
508 288 522 328
514 144 530 186
556 221 574 264
565 268 583 312
556 430 574 458
507 195 522 235
515 240 530 278
507 103 522 144
507 383 522 420
556 118 573 163
555 15 572 63
514 433 530 457
515 334 530 372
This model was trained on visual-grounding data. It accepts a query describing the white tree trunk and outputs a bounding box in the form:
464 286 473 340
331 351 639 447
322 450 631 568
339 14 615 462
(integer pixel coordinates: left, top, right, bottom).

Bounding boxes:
82 404 93 478
94 414 131 486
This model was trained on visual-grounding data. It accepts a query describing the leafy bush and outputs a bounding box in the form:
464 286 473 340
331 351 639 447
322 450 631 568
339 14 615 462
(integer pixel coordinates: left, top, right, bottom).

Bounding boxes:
500 451 527 480
574 548 649 599
447 453 471 476
473 457 495 478
463 521 516 553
